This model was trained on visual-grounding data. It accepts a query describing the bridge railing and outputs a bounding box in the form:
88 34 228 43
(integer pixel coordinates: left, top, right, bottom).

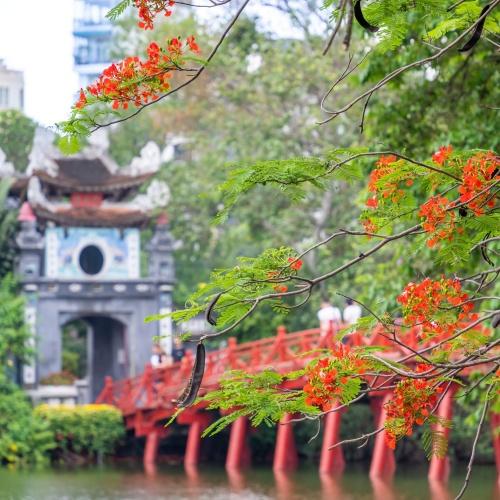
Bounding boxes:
96 322 461 413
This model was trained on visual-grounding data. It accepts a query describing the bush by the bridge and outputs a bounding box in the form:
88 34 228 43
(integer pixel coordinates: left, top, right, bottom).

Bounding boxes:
0 378 55 467
34 404 125 462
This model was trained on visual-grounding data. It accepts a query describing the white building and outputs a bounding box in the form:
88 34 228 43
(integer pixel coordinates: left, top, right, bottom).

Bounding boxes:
0 60 24 111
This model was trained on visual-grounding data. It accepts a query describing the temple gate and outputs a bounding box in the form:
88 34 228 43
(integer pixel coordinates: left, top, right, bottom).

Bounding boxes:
13 133 175 402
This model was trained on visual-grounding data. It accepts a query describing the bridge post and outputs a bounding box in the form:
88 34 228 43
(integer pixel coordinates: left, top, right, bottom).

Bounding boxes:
96 375 114 404
491 413 500 486
143 428 161 468
369 392 396 480
273 413 298 472
185 413 210 468
319 405 345 475
227 337 238 368
226 416 251 471
143 363 154 407
428 386 455 483
276 325 287 361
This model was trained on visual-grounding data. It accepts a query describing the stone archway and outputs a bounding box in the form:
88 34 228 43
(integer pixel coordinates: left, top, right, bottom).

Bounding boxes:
61 314 128 401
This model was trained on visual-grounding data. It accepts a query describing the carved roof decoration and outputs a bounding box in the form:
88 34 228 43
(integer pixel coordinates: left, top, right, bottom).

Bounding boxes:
1 128 171 227
27 130 162 194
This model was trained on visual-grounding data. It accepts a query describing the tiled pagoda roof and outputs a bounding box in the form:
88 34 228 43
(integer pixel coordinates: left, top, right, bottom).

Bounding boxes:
33 158 155 193
32 205 150 228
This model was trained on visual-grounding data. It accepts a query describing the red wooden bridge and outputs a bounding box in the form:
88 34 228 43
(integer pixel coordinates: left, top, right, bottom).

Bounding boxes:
96 325 500 483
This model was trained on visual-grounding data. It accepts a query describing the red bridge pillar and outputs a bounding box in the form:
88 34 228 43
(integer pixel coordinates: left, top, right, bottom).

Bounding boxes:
273 413 298 472
319 405 345 475
491 413 500 486
144 428 161 468
369 393 396 480
184 413 211 468
428 387 455 483
226 416 251 471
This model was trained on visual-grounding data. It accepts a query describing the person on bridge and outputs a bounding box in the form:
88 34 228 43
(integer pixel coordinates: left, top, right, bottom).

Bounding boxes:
150 343 171 368
172 337 186 363
343 298 362 325
317 298 341 337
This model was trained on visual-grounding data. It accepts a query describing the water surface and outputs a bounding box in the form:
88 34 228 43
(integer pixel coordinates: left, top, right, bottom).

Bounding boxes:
0 464 497 499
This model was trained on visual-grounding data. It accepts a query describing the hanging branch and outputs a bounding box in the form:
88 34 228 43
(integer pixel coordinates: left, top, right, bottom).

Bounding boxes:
319 1 499 124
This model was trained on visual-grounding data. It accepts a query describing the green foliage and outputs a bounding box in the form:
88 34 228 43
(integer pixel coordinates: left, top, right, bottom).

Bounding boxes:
162 146 496 340
106 0 132 21
0 378 55 467
109 14 361 339
34 404 125 458
215 157 328 223
363 13 499 156
0 275 32 370
0 181 18 280
148 246 299 328
0 110 36 171
57 134 82 156
197 369 319 436
421 427 449 460
325 0 497 54
61 320 88 379
426 2 500 41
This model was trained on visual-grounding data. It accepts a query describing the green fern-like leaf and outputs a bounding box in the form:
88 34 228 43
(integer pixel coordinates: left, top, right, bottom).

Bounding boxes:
106 0 132 21
422 427 449 459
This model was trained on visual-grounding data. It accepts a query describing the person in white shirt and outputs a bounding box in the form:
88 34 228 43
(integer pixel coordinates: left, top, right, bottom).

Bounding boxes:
150 343 171 368
343 298 362 325
317 299 342 336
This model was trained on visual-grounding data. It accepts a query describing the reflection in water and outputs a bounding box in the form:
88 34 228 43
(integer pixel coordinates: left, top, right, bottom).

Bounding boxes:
144 460 157 477
0 463 497 500
319 473 344 499
429 479 453 500
227 468 246 492
274 470 295 499
371 477 397 500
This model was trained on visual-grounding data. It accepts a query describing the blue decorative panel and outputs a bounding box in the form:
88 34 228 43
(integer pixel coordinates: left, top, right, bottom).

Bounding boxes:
45 227 140 280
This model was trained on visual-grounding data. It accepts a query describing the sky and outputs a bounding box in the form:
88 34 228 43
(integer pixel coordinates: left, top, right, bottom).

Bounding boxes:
0 0 78 126
0 1 300 127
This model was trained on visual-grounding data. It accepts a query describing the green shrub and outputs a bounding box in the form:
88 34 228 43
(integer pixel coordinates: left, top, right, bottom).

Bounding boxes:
0 378 55 466
34 404 125 458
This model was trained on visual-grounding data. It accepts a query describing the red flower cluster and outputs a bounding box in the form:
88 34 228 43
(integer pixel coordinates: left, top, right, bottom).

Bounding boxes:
458 151 499 215
75 37 199 111
418 195 457 248
287 257 303 271
397 277 477 338
273 284 288 293
135 0 175 30
432 145 453 165
303 344 366 411
362 217 377 235
365 155 413 209
384 367 443 449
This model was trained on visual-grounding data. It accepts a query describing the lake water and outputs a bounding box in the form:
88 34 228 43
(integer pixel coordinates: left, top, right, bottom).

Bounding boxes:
0 464 498 499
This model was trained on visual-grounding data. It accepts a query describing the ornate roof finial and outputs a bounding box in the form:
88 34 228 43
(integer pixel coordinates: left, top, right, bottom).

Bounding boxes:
18 201 36 222
157 212 169 225
125 141 161 176
129 179 170 212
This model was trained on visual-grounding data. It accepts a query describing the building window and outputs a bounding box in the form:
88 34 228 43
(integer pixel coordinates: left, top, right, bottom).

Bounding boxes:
0 87 9 108
79 245 104 275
